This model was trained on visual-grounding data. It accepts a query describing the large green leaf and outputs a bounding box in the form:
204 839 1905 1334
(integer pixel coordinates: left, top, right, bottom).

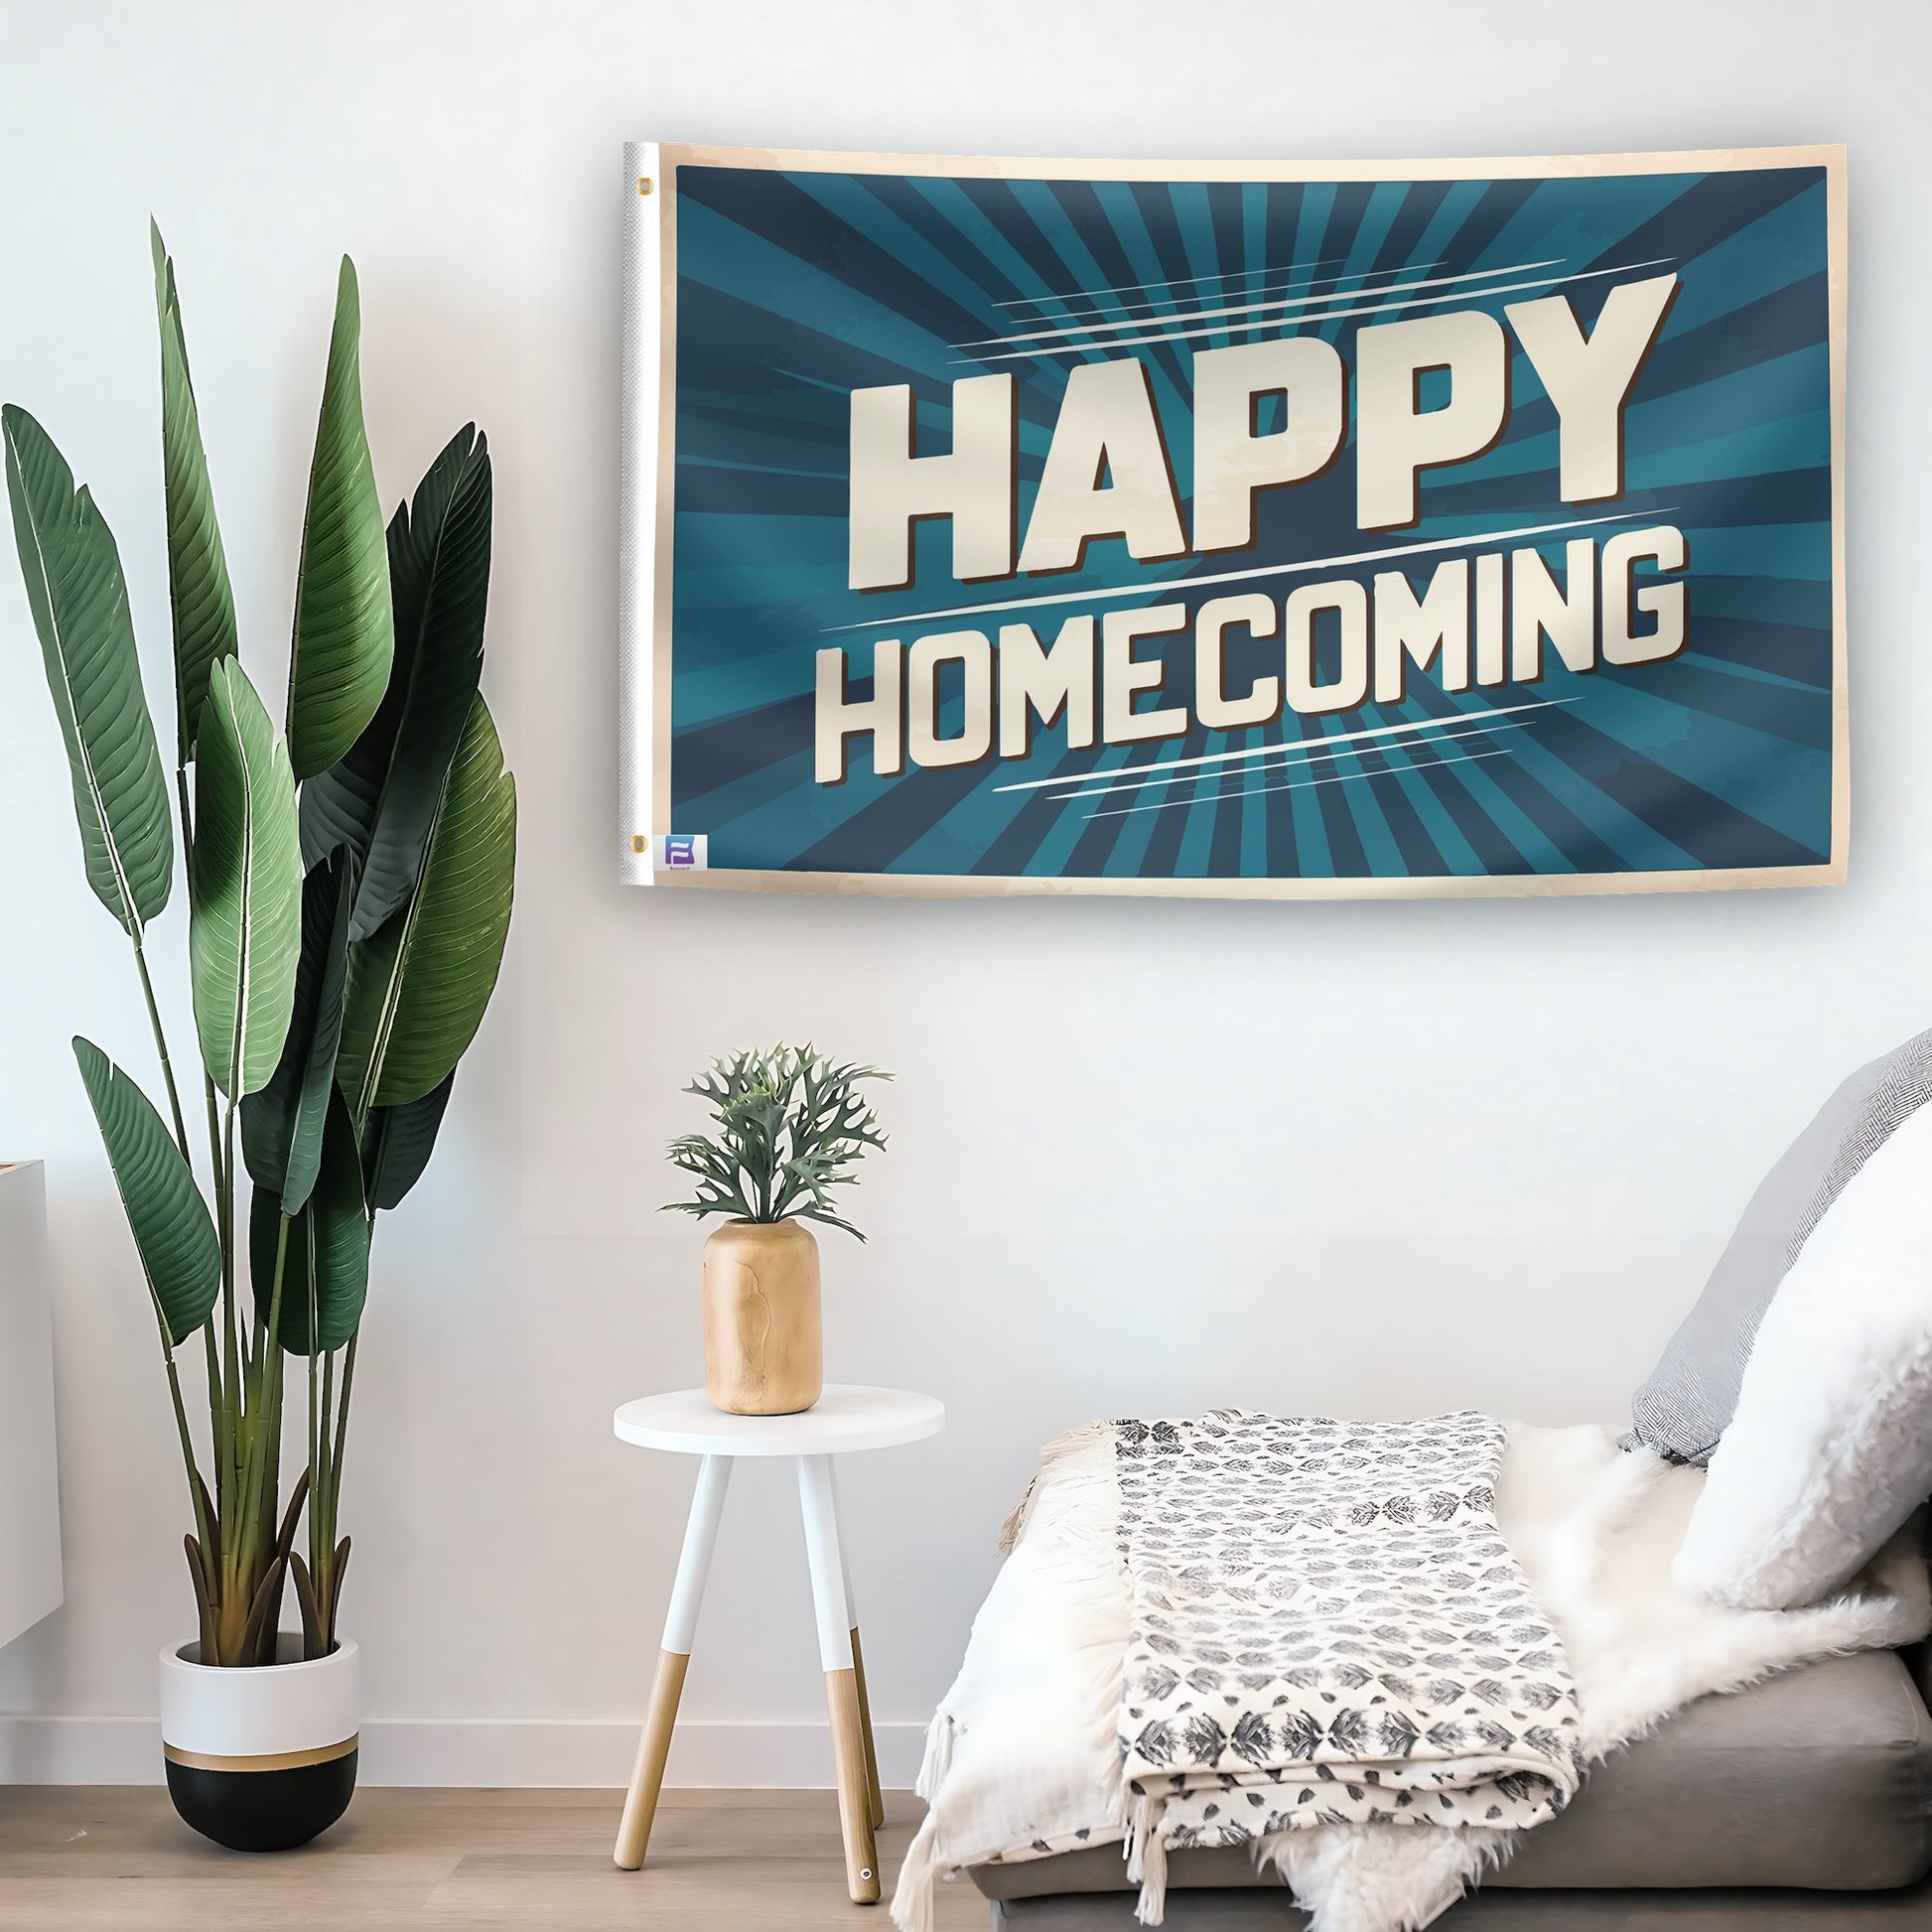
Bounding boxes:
339 695 514 1115
287 258 392 780
241 848 354 1213
362 1069 455 1212
73 1036 219 1347
301 425 490 940
250 1088 369 1355
190 658 302 1099
3 405 174 936
151 223 237 762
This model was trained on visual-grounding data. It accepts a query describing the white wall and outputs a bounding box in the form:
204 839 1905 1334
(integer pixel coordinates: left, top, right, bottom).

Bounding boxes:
0 0 1927 1786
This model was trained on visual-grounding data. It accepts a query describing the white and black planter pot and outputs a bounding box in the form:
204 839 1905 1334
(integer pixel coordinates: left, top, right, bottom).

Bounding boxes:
159 1636 358 1852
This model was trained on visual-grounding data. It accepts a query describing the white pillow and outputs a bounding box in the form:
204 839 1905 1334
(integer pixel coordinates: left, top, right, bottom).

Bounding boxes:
1672 1098 1932 1610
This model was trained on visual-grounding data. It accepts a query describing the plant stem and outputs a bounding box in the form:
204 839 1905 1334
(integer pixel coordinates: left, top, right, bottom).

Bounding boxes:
216 1096 242 1575
314 1345 336 1573
332 1332 356 1495
218 1212 288 1663
238 1214 290 1584
162 1352 211 1553
201 1077 229 1521
174 764 194 854
307 1328 321 1546
201 1319 225 1523
129 937 191 1168
219 1096 239 1424
318 1334 355 1650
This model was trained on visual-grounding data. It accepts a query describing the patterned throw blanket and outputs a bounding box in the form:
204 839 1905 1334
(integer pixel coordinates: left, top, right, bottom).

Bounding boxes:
1114 1412 1584 1918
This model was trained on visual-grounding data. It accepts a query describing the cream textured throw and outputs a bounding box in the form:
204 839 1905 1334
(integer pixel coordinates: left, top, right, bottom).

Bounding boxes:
895 1421 1931 1932
1110 1413 1580 1918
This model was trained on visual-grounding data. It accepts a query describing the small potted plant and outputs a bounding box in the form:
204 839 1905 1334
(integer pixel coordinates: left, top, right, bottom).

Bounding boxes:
665 1045 889 1416
4 228 514 1851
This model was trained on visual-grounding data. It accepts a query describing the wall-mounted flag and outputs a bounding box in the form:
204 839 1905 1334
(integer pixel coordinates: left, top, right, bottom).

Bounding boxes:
620 143 1846 899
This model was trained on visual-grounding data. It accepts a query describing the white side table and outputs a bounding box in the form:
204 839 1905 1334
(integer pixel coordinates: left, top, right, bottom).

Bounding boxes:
611 1384 945 1903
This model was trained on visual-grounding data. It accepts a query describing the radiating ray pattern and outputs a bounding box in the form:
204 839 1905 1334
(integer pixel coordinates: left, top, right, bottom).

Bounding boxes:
661 157 1839 888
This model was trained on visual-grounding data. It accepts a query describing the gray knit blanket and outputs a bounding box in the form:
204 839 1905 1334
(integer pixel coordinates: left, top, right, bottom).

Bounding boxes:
1114 1412 1585 1909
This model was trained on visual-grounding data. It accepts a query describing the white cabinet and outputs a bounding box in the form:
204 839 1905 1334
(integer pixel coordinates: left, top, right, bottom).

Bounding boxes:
0 1163 62 1648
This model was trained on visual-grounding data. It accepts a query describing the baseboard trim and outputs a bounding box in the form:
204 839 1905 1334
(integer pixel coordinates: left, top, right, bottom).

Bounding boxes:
0 1715 928 1788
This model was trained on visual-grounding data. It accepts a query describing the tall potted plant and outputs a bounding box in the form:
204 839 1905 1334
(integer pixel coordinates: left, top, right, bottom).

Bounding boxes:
665 1045 889 1416
3 226 515 1851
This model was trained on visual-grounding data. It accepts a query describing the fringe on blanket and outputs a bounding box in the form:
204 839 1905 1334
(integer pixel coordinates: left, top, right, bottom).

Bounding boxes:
895 1813 944 1932
998 1419 1113 1553
896 1703 967 1931
1124 1791 1169 1926
914 1711 953 1802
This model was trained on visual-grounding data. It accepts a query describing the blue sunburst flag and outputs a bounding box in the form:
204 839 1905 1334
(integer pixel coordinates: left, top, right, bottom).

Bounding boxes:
620 143 1846 900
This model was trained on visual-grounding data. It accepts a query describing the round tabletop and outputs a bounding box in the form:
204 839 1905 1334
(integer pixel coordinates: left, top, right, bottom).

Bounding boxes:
613 1384 945 1457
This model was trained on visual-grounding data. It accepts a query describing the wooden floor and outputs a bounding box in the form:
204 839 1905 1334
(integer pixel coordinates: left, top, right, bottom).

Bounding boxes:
0 1787 986 1930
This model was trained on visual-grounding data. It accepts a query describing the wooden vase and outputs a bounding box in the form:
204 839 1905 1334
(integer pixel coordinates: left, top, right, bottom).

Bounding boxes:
702 1218 823 1416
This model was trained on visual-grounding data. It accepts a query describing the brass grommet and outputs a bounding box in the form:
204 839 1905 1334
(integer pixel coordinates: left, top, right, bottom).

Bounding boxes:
636 176 653 197
630 834 647 853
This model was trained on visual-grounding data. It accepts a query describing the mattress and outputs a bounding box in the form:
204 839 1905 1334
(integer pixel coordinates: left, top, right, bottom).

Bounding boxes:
971 1648 1932 1899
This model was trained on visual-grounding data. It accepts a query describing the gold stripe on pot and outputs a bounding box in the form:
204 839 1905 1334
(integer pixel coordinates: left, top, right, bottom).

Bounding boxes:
163 1735 358 1774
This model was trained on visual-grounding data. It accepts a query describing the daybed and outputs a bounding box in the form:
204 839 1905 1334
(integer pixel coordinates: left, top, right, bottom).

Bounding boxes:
972 1644 1932 1925
906 1027 1932 1932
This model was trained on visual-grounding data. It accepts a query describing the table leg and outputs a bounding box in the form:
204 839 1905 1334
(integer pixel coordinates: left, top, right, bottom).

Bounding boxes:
829 1461 885 1830
798 1453 881 1904
614 1453 733 1870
